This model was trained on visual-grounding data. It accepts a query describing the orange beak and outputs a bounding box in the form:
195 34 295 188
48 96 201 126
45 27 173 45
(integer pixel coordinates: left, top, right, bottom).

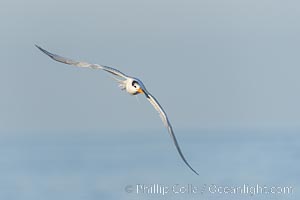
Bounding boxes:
137 88 144 93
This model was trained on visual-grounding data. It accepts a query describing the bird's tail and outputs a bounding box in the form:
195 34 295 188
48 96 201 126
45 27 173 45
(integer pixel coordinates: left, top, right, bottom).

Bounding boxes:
110 76 126 90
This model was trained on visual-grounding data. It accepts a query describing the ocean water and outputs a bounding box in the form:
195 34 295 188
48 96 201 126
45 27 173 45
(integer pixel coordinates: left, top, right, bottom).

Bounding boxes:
0 131 298 200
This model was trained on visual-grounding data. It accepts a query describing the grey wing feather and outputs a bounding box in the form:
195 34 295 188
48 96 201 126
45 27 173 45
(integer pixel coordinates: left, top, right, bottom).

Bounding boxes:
145 91 199 175
35 45 128 79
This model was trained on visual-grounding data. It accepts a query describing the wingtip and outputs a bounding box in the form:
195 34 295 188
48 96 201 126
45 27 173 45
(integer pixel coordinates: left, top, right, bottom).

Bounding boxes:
35 44 43 52
35 44 42 50
188 165 199 176
34 44 53 58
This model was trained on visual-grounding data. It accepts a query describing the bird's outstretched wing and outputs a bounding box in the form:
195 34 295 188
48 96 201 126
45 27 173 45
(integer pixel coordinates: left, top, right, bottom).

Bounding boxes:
35 45 128 79
143 90 199 175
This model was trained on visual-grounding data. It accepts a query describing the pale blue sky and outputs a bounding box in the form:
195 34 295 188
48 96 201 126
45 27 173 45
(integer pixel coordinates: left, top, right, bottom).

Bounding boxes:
1 0 300 134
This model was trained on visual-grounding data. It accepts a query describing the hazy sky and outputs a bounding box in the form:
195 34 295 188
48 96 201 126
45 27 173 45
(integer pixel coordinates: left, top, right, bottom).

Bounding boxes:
1 0 300 134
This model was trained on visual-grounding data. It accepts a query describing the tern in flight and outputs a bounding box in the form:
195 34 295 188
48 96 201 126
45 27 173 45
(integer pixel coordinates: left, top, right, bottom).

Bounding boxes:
35 45 198 175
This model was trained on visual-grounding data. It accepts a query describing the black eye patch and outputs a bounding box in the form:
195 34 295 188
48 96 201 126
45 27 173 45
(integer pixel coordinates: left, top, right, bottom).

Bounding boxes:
132 81 138 87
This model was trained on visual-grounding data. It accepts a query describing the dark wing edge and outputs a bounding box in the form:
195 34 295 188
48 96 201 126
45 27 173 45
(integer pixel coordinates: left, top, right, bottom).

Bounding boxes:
35 45 128 79
145 91 199 175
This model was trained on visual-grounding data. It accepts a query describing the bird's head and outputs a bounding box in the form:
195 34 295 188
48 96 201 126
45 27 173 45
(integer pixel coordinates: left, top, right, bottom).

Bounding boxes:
126 78 145 95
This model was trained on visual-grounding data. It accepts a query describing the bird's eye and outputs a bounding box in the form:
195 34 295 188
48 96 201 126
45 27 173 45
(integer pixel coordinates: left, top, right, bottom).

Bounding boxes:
132 81 138 88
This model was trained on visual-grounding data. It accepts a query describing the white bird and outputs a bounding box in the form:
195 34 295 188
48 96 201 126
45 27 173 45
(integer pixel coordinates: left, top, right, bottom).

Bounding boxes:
35 45 199 175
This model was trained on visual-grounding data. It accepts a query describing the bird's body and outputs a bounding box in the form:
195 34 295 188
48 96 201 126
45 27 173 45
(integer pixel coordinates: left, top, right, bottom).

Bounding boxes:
35 45 198 175
124 78 145 95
